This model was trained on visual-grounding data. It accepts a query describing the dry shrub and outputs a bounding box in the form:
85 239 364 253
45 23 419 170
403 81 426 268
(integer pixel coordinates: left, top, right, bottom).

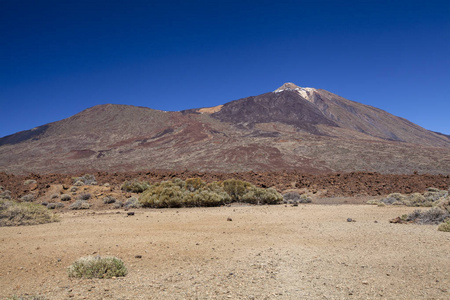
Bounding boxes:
112 201 123 209
139 181 186 208
47 203 64 209
0 190 12 200
77 193 91 201
72 174 96 185
124 197 141 209
121 180 150 193
20 194 35 202
283 192 311 204
242 187 283 205
406 207 449 225
222 179 252 202
139 179 231 208
67 256 127 279
60 194 71 201
103 196 116 204
368 188 449 208
69 200 91 210
0 199 58 226
139 178 281 208
185 178 205 192
438 219 450 232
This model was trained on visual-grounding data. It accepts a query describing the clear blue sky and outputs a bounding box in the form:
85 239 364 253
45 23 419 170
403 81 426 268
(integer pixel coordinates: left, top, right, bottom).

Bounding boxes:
1 0 449 138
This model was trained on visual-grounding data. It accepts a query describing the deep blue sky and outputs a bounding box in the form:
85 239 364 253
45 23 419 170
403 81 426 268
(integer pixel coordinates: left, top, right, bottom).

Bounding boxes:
1 0 449 138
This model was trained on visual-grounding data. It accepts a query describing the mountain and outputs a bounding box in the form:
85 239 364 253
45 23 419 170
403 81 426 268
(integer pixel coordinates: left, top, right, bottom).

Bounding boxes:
1 83 449 175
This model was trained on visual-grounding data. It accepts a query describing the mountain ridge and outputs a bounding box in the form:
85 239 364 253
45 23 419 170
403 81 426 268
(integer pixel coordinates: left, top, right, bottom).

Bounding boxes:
1 83 449 175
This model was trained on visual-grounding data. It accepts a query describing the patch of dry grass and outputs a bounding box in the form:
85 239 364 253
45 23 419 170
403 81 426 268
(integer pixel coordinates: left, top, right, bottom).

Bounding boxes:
0 199 58 226
67 256 127 279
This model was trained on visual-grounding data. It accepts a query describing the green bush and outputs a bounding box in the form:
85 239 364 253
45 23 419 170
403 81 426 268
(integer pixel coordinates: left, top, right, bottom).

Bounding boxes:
183 189 228 207
67 256 127 279
185 178 205 192
139 181 186 208
139 178 282 208
0 199 58 226
438 219 450 232
242 187 283 204
139 179 232 208
121 180 151 193
222 179 252 201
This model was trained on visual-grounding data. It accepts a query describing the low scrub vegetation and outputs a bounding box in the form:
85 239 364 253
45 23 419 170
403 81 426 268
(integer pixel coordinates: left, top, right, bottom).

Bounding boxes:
376 187 450 231
69 200 91 210
60 194 71 201
67 256 127 279
405 207 449 225
124 197 141 209
20 194 35 202
0 190 12 199
283 192 312 204
368 187 449 209
121 180 150 193
241 187 283 204
103 195 116 204
47 202 64 209
139 178 282 208
72 174 97 186
438 219 450 232
77 193 92 201
0 199 58 226
222 179 252 202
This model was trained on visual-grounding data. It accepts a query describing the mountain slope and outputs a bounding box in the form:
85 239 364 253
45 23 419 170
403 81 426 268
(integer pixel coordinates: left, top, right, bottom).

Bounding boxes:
0 83 449 175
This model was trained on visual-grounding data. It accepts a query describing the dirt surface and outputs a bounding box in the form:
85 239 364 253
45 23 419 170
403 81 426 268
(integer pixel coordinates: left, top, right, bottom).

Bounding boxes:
1 204 449 299
1 171 450 201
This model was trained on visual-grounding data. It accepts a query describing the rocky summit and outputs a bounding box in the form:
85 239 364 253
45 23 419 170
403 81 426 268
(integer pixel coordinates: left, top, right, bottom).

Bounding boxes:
1 83 449 174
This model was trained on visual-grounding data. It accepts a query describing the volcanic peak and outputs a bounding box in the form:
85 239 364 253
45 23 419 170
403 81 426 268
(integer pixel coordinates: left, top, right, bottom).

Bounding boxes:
274 82 316 101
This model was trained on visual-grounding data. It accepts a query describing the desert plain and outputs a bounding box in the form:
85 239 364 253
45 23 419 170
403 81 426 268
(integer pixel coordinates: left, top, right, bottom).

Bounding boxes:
1 201 449 300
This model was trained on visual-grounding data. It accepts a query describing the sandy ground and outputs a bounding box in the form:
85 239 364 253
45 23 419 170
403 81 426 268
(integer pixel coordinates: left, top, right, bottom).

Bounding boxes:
0 204 449 300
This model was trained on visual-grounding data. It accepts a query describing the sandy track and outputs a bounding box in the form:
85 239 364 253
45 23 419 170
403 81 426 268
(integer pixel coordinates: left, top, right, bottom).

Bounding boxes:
0 204 449 299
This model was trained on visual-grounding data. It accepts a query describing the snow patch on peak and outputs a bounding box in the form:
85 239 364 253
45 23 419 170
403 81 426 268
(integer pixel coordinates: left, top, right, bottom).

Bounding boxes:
274 82 316 101
297 87 316 101
274 82 301 92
